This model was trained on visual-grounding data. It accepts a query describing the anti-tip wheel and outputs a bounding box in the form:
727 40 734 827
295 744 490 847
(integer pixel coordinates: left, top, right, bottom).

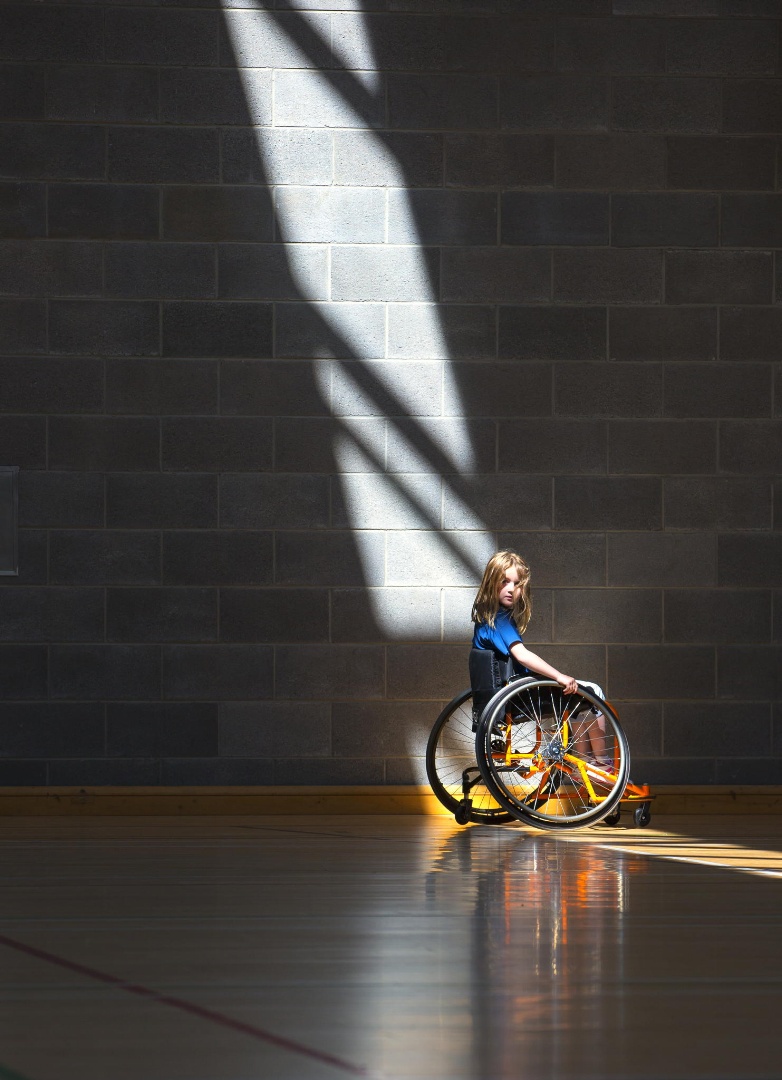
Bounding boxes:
603 807 621 827
633 803 652 828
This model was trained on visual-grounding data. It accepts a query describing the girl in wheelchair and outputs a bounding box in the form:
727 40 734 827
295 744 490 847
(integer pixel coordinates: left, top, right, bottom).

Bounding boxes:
426 550 649 828
470 550 608 766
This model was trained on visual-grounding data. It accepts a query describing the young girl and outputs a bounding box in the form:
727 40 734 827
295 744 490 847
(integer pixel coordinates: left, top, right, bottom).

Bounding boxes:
470 550 607 761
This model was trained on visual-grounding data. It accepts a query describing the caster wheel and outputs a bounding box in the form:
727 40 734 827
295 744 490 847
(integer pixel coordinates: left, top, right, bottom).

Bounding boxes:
603 808 621 827
454 802 472 826
633 803 652 828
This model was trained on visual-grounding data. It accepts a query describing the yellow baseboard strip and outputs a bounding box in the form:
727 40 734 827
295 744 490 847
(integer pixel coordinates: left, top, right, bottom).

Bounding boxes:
652 786 782 815
0 786 451 817
0 786 781 816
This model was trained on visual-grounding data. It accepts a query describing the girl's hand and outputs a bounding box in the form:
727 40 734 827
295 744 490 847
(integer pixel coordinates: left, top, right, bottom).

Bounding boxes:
559 676 578 696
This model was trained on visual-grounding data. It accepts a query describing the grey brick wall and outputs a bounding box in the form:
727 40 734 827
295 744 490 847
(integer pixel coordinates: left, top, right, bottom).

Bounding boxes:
1 0 780 788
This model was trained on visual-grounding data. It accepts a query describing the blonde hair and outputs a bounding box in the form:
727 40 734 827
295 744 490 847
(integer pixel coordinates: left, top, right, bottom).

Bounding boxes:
471 550 532 634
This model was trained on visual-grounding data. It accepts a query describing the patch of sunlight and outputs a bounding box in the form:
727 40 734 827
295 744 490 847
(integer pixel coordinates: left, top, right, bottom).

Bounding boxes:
223 6 487 639
561 825 782 881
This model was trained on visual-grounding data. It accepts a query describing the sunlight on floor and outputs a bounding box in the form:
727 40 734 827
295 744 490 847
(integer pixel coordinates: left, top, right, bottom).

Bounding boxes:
557 814 782 880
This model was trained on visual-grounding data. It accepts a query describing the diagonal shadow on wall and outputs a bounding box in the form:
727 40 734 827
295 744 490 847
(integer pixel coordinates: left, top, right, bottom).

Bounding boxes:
220 4 496 569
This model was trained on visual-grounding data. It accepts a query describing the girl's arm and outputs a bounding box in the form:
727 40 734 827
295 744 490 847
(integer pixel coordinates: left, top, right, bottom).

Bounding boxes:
509 642 578 696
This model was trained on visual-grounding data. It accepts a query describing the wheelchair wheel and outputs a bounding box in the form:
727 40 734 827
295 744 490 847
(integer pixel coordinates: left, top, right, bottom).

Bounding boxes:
634 803 652 828
476 680 630 831
426 690 514 825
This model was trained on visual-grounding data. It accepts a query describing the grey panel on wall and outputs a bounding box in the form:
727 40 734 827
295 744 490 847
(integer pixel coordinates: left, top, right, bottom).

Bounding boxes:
0 467 18 576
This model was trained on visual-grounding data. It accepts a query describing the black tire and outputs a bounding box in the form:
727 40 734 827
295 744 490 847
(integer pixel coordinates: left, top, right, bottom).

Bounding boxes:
454 802 472 826
633 803 652 828
476 680 630 831
603 807 621 827
426 689 514 825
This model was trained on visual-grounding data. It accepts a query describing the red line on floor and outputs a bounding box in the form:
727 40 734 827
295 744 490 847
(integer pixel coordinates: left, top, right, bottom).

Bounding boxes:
0 1062 36 1080
0 932 372 1078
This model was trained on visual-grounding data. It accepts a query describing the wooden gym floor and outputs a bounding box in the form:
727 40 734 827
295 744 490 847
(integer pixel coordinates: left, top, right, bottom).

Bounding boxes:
0 815 781 1080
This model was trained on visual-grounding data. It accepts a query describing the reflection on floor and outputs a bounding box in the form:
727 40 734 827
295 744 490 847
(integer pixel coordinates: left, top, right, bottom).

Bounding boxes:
0 815 780 1080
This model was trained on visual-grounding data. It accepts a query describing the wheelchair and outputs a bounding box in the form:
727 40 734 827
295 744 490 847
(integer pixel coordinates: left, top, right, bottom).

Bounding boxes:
426 677 653 831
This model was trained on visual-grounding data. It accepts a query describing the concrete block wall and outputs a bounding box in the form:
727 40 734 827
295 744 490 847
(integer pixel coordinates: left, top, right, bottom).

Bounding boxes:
0 0 780 787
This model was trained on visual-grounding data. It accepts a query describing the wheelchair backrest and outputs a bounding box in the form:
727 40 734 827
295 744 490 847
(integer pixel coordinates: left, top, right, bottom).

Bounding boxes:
469 648 514 722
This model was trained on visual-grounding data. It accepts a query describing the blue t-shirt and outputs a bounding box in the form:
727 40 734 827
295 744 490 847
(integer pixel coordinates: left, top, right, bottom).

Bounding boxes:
472 609 523 659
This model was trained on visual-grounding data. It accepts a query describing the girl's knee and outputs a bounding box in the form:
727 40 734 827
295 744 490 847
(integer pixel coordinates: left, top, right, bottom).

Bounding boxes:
577 680 605 716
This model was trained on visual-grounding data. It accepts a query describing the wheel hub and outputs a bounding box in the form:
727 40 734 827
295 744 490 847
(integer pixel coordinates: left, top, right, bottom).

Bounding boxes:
542 738 565 764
